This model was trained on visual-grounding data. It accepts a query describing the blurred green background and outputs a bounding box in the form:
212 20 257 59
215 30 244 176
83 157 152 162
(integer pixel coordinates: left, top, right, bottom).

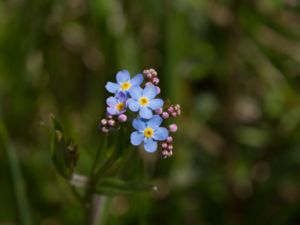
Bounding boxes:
1 0 300 224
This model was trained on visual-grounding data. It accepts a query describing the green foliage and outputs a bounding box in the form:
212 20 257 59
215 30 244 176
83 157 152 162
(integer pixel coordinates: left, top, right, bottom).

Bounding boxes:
94 178 156 196
1 0 300 225
51 116 79 179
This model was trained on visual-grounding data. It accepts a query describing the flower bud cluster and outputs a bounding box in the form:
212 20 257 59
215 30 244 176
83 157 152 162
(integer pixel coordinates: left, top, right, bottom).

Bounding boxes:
143 68 159 85
99 114 127 133
161 136 174 158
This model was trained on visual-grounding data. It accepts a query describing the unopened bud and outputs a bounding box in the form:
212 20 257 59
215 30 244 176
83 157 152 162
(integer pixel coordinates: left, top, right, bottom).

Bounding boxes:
152 77 159 85
155 108 163 114
118 114 127 122
101 119 107 126
166 136 173 143
156 86 161 94
162 112 169 119
101 127 109 133
108 119 116 126
169 124 178 133
161 142 168 149
167 107 174 113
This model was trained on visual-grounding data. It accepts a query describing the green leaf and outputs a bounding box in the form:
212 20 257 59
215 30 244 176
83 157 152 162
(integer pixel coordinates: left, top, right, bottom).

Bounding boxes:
51 115 79 179
94 178 157 196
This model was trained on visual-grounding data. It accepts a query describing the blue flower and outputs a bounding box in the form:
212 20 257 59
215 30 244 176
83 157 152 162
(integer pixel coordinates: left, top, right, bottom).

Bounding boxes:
130 115 169 152
106 92 128 115
105 70 144 94
127 84 163 119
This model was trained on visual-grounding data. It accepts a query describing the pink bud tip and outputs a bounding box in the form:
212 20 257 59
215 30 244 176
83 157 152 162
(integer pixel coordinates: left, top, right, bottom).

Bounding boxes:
156 86 161 94
167 107 174 113
172 112 177 117
108 119 116 126
174 104 180 110
101 127 109 133
166 136 173 143
118 114 127 122
168 145 173 150
169 124 178 133
161 143 168 149
101 119 107 125
162 112 169 119
155 108 163 114
152 77 159 85
146 74 153 79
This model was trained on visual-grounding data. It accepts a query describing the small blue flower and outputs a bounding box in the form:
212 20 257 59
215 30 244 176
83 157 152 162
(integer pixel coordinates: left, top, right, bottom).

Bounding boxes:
127 84 163 119
105 70 144 94
130 115 169 152
106 92 128 115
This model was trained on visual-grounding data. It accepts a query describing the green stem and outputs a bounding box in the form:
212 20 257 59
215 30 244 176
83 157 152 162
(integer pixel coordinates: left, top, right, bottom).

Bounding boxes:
0 121 32 225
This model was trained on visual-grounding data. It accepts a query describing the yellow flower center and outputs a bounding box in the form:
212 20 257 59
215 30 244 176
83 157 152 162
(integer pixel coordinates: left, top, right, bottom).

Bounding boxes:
115 102 125 111
120 82 131 91
139 97 149 106
144 127 154 138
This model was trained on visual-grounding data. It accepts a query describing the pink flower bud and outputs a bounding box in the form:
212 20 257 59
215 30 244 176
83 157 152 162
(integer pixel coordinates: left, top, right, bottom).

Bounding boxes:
101 127 109 133
174 104 180 110
156 86 161 94
162 150 169 158
172 112 177 117
118 114 127 122
161 143 168 149
166 136 173 143
167 107 174 113
108 119 116 126
168 144 173 150
169 124 178 133
177 109 181 116
152 77 159 85
101 119 107 125
162 112 169 119
155 108 163 114
146 74 153 79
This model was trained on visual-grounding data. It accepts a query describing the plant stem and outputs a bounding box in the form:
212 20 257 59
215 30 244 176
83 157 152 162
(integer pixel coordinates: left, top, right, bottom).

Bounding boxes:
0 121 32 225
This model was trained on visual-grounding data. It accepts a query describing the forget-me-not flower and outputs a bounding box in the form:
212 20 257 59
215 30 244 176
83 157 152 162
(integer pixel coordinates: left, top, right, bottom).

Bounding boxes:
127 84 163 119
105 70 143 94
106 92 128 115
130 115 169 152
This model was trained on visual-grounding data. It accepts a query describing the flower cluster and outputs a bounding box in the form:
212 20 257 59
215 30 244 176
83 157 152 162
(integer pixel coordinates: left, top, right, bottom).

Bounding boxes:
99 69 180 158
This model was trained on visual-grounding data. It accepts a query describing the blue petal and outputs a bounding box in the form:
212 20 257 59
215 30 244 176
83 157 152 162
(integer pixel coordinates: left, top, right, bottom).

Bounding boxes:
149 99 164 110
116 70 130 83
132 118 146 131
143 85 158 99
105 82 119 94
131 73 144 86
107 107 118 115
147 115 163 128
106 97 117 107
116 91 128 102
153 127 169 141
127 99 140 112
131 131 144 146
129 86 143 100
144 138 157 152
139 107 153 119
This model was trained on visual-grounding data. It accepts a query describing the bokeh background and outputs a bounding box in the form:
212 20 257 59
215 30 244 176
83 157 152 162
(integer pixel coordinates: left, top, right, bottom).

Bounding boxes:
1 0 300 224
